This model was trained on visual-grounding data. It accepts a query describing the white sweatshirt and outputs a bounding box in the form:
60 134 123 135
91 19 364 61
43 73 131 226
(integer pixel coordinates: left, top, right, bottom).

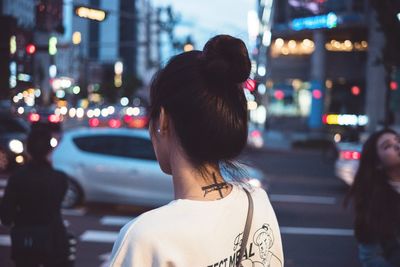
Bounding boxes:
109 184 284 267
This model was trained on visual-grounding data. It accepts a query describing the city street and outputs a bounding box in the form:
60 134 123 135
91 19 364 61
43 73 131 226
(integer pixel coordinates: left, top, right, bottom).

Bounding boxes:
1 0 400 266
0 147 360 267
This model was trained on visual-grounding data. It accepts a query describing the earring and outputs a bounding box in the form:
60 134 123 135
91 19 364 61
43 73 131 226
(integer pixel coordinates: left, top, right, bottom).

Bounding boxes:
157 129 161 133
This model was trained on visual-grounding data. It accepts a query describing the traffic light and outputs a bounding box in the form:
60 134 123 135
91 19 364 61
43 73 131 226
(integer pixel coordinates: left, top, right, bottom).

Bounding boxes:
26 44 36 55
49 37 57 55
390 81 398 91
351 86 361 95
244 79 256 92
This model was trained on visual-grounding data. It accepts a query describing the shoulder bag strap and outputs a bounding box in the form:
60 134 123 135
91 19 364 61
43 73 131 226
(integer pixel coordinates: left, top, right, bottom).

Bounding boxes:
237 187 254 267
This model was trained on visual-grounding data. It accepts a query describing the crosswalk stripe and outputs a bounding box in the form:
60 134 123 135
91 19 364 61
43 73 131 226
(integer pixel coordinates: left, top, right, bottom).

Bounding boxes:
0 179 7 187
0 189 4 198
62 208 87 216
281 226 353 236
270 194 336 205
99 252 111 261
100 216 134 227
1 226 354 249
0 235 11 246
80 230 119 243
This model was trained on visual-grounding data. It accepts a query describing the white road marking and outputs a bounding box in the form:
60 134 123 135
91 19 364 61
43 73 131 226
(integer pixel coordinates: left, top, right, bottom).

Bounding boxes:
100 216 134 227
0 189 4 198
0 235 10 246
99 252 111 261
0 179 7 187
281 226 353 236
99 252 111 267
61 208 87 216
80 230 119 243
270 194 336 205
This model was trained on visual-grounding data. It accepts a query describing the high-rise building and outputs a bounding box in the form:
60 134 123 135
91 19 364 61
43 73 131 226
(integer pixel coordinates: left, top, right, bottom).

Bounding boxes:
64 0 160 103
0 0 35 100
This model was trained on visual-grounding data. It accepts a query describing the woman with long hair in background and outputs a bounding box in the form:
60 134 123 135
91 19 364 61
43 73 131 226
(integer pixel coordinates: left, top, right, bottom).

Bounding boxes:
346 128 400 267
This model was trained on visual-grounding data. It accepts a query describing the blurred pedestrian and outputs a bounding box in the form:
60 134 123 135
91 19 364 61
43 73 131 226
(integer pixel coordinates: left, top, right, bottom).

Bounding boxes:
345 128 400 267
109 35 284 266
0 128 71 267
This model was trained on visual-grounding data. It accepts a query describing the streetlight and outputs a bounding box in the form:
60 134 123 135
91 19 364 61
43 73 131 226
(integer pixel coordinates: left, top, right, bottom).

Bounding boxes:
114 61 123 88
72 31 81 45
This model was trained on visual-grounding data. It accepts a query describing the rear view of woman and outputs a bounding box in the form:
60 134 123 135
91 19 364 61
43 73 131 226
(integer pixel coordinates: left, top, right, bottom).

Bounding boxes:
110 35 284 266
346 129 400 267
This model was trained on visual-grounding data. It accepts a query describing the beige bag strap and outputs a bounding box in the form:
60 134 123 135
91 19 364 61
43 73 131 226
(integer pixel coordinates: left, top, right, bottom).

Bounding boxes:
237 187 254 267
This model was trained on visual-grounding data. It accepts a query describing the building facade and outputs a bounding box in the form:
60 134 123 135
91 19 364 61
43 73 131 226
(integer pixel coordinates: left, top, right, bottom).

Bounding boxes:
0 0 36 100
256 0 400 132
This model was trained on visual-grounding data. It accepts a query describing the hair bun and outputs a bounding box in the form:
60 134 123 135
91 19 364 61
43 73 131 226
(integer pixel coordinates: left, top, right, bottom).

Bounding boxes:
201 35 251 85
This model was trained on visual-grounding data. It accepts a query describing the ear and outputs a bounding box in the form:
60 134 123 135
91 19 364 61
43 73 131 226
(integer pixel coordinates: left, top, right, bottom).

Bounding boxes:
159 107 169 134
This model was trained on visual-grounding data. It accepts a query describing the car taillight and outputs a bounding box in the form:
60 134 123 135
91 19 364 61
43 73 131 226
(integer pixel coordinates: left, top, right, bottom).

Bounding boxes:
109 119 121 128
123 115 132 123
89 118 100 127
129 117 147 128
250 130 261 139
28 113 40 122
340 150 361 160
48 114 60 123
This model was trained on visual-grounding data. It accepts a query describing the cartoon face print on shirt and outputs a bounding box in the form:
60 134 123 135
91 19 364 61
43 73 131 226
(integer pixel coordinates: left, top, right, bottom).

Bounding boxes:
252 224 283 267
253 224 274 260
230 224 283 267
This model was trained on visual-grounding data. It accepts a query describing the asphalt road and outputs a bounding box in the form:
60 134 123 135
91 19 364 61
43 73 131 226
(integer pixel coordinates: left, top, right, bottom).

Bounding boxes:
241 148 360 267
0 147 360 267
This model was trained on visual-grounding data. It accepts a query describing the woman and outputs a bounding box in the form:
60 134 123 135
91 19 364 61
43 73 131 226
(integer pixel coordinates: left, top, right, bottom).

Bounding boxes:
110 35 284 266
0 128 71 267
346 129 400 267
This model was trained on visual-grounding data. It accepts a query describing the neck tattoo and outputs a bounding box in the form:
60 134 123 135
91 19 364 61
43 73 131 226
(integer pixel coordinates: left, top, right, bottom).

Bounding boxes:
201 173 229 198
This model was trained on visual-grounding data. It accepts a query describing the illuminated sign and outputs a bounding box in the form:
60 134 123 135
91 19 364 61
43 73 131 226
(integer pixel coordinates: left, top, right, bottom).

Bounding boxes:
75 6 107 22
291 12 338 31
271 38 315 57
322 114 368 126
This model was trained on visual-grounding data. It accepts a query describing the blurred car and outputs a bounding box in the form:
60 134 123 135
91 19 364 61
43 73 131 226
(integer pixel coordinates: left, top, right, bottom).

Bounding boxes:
28 107 62 132
0 112 30 172
334 142 362 185
52 128 266 208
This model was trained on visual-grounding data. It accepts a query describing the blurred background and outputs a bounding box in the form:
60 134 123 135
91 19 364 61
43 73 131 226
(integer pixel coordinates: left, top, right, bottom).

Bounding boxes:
1 0 400 266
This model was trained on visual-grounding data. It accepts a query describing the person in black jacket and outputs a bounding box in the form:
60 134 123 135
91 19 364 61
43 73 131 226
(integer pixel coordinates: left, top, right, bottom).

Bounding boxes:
0 128 71 267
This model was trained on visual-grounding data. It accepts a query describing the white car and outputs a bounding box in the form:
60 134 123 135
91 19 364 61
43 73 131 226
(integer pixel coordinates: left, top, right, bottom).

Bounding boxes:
52 128 266 208
334 142 362 185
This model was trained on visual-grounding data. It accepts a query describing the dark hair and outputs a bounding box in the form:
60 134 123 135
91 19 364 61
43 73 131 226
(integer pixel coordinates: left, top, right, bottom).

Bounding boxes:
345 128 400 242
27 128 53 161
149 35 251 169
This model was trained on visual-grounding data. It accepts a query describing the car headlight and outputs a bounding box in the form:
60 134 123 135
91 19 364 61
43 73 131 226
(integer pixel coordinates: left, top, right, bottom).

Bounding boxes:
9 139 24 154
50 137 58 148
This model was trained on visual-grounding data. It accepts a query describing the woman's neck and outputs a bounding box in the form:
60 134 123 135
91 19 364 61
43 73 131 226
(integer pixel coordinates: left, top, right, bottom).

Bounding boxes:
170 154 231 201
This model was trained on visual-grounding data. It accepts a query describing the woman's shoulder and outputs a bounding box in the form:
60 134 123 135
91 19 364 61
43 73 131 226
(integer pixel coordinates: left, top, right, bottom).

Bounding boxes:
238 183 270 201
119 202 181 238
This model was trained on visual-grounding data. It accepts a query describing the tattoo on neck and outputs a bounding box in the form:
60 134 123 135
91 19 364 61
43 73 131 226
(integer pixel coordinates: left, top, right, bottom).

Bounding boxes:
201 173 228 198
